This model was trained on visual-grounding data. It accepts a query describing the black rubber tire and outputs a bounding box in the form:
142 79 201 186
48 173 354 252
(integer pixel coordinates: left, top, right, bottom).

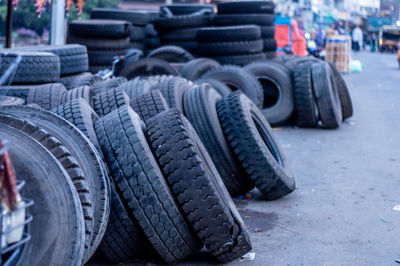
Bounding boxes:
265 51 277 59
261 26 275 38
145 24 159 37
263 38 277 51
160 28 199 42
153 15 212 31
0 86 30 99
10 44 89 75
195 78 232 96
202 65 264 108
60 72 102 90
0 105 110 261
91 8 152 26
159 41 199 53
67 35 130 51
217 1 275 14
283 56 320 73
217 91 296 200
0 51 60 84
0 96 24 105
26 83 66 110
198 40 264 56
183 84 253 195
147 109 252 261
0 123 85 266
130 26 146 41
161 4 214 15
52 98 101 149
197 25 261 42
94 105 200 264
145 37 161 49
147 45 194 63
150 76 193 113
69 19 132 38
244 61 294 125
100 183 155 263
214 14 275 27
93 88 130 117
119 58 179 80
0 115 93 262
130 89 169 124
311 61 342 129
61 85 94 107
293 61 319 127
92 77 128 96
212 53 266 66
180 58 221 81
327 61 353 120
119 77 152 101
88 49 128 66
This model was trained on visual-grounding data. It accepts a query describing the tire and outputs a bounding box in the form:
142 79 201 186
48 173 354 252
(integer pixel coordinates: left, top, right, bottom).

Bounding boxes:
11 44 89 75
197 25 261 42
129 42 145 51
145 37 161 49
263 38 277 51
93 88 130 117
217 91 295 200
0 105 111 259
67 35 130 51
0 96 24 105
130 90 169 124
217 1 275 14
147 45 194 63
0 123 85 266
150 76 193 113
69 19 132 38
244 61 294 125
52 98 101 149
60 72 103 90
180 58 220 81
94 105 200 264
214 14 275 27
161 4 214 15
159 41 198 53
327 61 353 120
160 28 199 42
147 109 252 262
119 58 179 80
91 8 152 26
88 49 127 66
153 15 212 31
26 83 67 110
183 84 253 195
261 26 275 38
311 62 342 129
0 86 30 99
100 183 155 263
120 77 152 100
202 65 264 108
212 53 266 66
265 51 276 59
195 78 232 96
0 115 94 262
61 85 94 107
283 56 320 73
130 26 146 41
198 40 263 55
92 77 128 96
0 51 60 84
293 61 318 127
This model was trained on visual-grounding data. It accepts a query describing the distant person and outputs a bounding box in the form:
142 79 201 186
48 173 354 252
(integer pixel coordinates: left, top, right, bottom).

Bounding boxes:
315 26 324 48
352 25 363 52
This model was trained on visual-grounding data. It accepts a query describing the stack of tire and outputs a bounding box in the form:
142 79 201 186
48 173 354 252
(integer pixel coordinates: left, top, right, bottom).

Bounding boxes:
90 8 160 52
196 25 266 66
214 1 277 60
67 19 132 73
153 5 214 54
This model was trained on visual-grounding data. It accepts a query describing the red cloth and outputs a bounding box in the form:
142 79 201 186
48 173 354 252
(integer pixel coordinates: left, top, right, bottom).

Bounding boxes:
275 19 307 56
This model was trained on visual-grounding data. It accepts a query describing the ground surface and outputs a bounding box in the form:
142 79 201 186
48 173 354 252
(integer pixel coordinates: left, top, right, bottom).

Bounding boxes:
94 51 400 265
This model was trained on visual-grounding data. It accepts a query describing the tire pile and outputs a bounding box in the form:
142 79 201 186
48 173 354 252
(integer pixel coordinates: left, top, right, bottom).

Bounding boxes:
0 47 298 264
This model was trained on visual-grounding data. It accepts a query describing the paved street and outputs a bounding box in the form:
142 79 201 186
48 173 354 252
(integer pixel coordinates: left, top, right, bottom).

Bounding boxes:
93 51 400 266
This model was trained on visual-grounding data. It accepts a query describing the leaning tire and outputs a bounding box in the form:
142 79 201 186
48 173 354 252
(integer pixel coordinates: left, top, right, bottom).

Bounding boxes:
93 88 130 117
181 58 221 81
119 58 179 80
244 61 294 125
26 83 66 110
217 91 295 200
61 85 94 107
147 45 194 63
130 90 169 124
94 105 200 264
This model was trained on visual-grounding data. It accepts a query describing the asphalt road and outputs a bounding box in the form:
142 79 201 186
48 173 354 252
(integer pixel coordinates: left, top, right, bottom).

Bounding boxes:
93 51 400 265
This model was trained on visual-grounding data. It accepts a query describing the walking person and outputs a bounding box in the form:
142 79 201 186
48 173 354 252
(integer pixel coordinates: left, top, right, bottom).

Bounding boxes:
352 25 363 52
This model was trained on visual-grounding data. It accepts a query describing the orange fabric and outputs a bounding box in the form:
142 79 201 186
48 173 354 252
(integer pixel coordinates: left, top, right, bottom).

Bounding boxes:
275 18 306 56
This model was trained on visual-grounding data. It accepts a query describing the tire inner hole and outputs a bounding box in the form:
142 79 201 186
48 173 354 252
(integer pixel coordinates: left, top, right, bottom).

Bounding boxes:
258 77 280 108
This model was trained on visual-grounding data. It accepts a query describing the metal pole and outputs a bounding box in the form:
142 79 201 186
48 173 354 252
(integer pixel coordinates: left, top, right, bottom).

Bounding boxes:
50 0 65 45
5 0 13 48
